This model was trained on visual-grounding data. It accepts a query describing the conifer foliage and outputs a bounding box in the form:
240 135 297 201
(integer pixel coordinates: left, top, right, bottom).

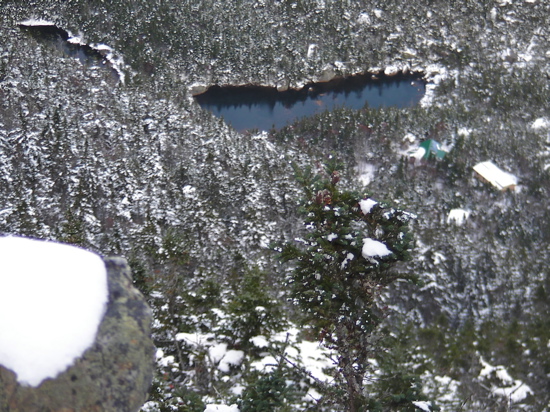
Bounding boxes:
279 159 418 410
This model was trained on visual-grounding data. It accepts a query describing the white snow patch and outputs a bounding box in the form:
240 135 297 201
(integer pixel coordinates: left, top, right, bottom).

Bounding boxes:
19 19 56 26
403 132 416 143
176 332 214 344
412 401 432 411
230 384 245 396
218 350 244 372
479 357 533 403
357 163 376 186
326 233 338 241
410 147 426 160
67 36 84 45
298 340 333 382
457 127 472 137
334 61 346 70
182 185 196 195
94 44 113 52
204 404 240 412
359 198 378 214
362 238 392 258
307 44 318 59
209 343 228 364
0 236 108 387
532 117 550 130
250 335 269 348
156 349 176 368
517 51 533 62
447 209 470 226
432 252 447 265
341 252 355 270
251 328 333 383
251 355 278 372
357 12 371 25
305 387 323 402
384 65 400 76
420 64 449 108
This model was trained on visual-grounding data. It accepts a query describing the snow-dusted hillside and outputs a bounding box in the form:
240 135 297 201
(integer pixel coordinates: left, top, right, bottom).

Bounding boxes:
1 0 549 410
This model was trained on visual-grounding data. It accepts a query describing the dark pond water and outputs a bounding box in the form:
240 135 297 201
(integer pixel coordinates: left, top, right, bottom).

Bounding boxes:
195 74 425 132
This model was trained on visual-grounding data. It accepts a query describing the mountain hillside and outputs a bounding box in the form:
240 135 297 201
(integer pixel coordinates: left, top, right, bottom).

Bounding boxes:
1 1 549 410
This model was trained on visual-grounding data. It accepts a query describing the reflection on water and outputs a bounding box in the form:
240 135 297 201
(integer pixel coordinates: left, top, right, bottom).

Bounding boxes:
195 74 425 132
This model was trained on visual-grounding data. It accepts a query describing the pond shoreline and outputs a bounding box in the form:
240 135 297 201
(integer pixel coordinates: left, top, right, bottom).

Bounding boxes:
192 70 426 99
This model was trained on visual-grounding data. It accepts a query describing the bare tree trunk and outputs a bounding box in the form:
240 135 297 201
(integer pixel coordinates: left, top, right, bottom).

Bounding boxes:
336 323 365 412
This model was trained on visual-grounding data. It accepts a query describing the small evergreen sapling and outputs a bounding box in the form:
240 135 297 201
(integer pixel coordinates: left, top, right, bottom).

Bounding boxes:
278 159 418 411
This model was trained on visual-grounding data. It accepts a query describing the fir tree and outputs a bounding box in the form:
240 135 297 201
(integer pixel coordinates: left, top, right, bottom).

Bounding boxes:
278 158 418 411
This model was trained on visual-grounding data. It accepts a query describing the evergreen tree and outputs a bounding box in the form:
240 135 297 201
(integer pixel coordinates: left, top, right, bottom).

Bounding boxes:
278 159 418 411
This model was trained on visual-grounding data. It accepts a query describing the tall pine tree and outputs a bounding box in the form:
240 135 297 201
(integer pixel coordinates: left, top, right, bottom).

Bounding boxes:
279 159 418 411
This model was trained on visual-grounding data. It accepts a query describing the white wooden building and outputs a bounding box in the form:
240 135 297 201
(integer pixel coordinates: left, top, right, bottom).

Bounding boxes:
473 161 517 191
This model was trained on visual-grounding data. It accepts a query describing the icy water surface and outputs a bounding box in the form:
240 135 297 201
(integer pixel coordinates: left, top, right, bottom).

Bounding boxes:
195 74 425 132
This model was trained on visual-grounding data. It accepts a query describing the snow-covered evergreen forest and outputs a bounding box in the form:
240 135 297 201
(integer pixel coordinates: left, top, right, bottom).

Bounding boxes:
1 0 549 410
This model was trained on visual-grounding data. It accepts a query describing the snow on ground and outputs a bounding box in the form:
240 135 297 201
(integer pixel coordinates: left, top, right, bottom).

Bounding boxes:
420 371 462 411
419 64 450 108
250 328 333 383
356 162 376 186
532 117 550 130
384 65 401 76
479 357 533 403
403 132 416 143
409 146 426 161
447 209 470 226
175 327 333 411
457 127 472 137
0 236 108 387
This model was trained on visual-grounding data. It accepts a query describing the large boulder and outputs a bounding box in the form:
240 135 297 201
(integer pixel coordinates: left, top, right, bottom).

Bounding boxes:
0 256 155 412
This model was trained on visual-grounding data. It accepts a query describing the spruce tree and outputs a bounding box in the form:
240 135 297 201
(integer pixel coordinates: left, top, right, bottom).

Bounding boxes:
278 159 418 411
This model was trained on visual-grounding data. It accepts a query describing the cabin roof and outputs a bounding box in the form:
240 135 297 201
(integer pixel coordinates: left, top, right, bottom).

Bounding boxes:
473 161 517 191
419 139 447 159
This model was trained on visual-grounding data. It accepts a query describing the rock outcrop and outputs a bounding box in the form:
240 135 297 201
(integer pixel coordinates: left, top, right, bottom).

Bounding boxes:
0 257 155 412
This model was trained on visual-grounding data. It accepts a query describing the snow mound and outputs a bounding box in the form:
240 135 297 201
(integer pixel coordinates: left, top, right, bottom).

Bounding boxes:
0 236 108 387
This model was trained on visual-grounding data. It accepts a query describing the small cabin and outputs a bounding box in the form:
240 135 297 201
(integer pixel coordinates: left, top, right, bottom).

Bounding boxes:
409 139 447 163
473 161 517 191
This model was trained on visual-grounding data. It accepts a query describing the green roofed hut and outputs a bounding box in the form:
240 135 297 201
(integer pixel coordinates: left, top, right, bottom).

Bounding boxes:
420 139 447 160
409 139 447 163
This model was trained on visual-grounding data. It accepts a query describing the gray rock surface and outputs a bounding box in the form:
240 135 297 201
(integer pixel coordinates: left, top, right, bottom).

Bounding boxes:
0 257 155 412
